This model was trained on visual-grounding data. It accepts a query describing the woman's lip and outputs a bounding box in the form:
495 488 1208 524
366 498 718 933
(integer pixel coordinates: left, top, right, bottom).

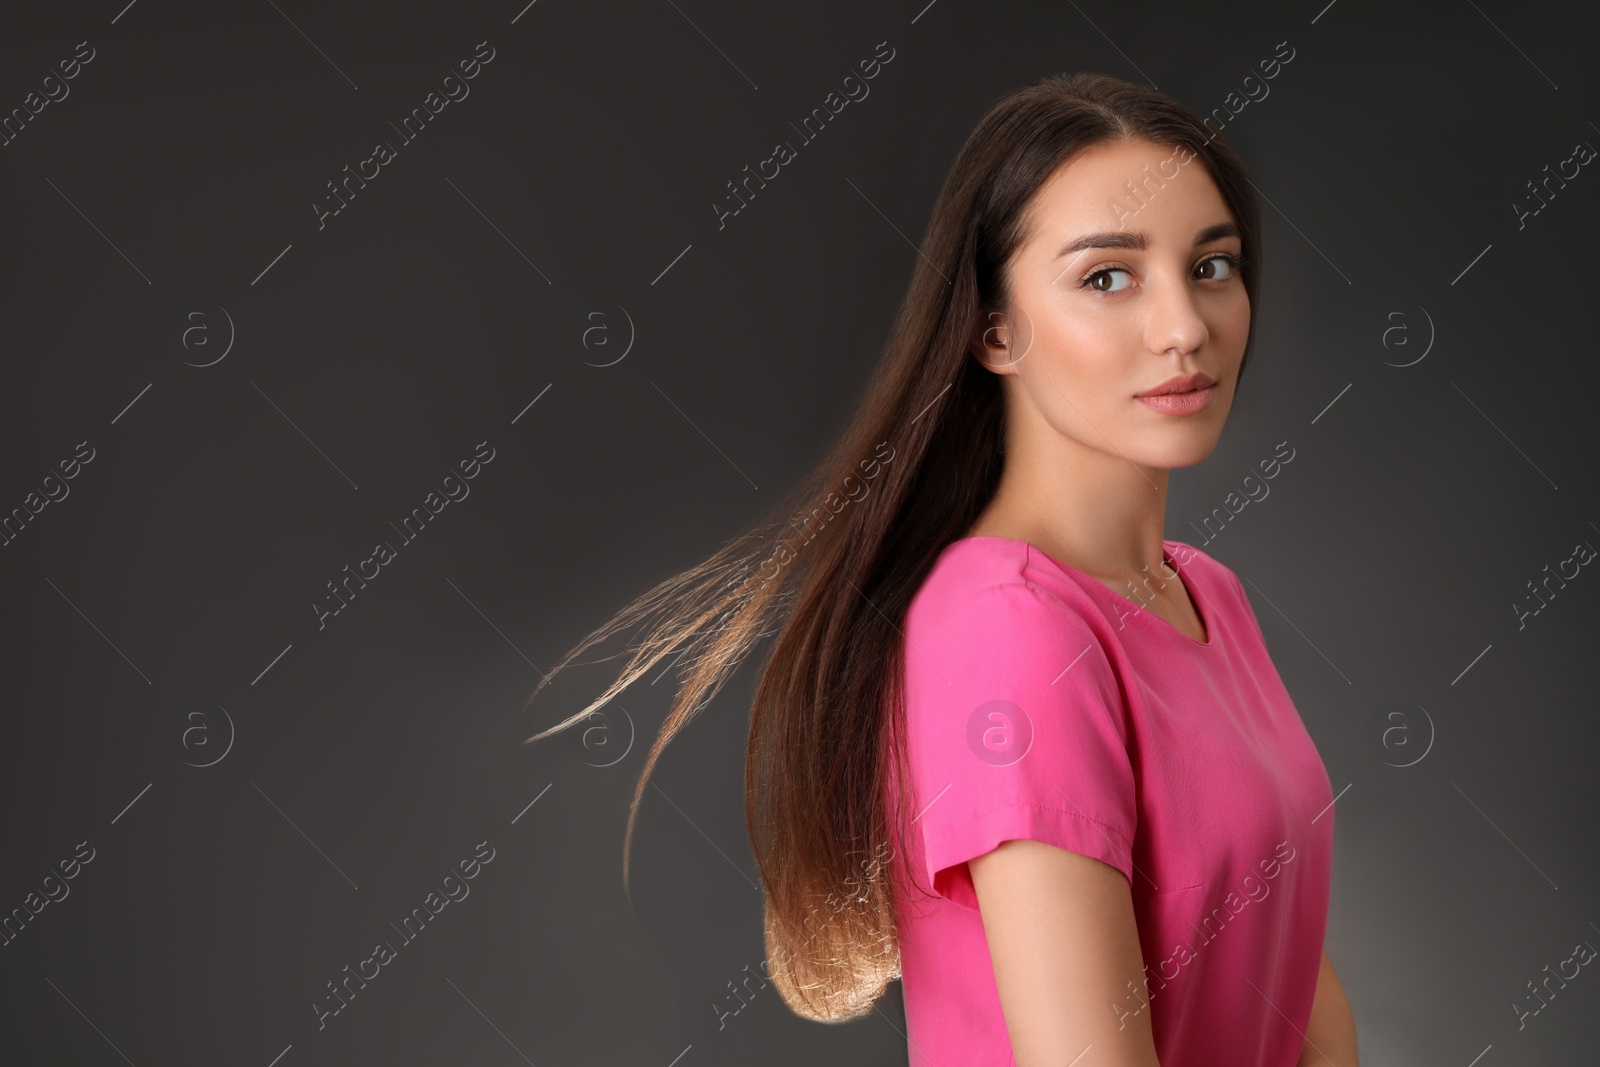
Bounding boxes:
1136 374 1215 397
1135 382 1218 414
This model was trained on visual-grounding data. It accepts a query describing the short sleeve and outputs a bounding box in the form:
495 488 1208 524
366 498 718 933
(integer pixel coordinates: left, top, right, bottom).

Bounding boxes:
902 580 1137 909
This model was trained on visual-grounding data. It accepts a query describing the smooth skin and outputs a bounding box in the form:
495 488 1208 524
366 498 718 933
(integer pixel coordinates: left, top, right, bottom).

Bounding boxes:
965 136 1358 1064
970 840 1160 1064
1298 948 1359 1067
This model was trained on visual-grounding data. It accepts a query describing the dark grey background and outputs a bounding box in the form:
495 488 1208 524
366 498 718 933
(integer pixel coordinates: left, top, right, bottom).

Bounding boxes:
2 0 1596 1063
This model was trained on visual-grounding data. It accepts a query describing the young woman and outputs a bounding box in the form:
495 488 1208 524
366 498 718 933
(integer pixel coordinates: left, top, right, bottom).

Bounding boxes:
524 72 1357 1066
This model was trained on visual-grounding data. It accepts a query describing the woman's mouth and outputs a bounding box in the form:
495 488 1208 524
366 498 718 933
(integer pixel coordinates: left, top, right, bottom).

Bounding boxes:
1135 382 1217 414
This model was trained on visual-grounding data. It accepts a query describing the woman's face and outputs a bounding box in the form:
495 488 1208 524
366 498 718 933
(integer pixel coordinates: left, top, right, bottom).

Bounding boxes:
977 137 1251 472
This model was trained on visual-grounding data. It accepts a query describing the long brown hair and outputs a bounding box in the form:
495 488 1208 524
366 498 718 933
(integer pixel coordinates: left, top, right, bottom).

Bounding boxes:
521 71 1263 1022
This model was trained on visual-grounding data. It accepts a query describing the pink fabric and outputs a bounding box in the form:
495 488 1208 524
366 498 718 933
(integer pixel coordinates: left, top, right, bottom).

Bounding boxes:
887 536 1333 1066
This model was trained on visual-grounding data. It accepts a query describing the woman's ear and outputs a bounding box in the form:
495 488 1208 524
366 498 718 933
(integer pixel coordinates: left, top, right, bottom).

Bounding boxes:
970 305 1027 373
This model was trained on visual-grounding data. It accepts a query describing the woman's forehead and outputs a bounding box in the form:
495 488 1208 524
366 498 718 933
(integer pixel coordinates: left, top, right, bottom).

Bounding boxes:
1021 143 1230 255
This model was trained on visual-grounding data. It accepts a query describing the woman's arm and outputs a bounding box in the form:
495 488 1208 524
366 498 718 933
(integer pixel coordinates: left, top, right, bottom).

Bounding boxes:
1296 946 1358 1067
969 839 1163 1066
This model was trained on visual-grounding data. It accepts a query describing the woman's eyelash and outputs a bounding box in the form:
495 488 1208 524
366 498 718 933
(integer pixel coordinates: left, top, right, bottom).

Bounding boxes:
1076 252 1247 290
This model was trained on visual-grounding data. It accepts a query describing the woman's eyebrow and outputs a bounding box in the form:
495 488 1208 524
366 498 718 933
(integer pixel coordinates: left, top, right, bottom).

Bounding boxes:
1053 220 1241 258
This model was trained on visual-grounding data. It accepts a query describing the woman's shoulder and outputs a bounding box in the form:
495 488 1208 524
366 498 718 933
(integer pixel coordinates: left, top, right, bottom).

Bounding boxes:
1164 539 1247 600
917 535 1029 590
1164 536 1221 572
908 537 1117 645
900 538 1137 729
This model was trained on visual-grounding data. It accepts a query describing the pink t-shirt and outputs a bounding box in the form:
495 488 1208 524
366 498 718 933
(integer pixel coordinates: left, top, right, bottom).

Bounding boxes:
888 536 1333 1066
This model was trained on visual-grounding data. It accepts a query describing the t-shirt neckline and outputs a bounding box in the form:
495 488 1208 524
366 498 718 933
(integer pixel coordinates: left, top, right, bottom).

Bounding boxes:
951 535 1215 648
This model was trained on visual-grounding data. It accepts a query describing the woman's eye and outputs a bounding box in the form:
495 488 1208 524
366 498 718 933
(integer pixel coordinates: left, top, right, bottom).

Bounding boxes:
1078 253 1242 294
1196 253 1241 281
1080 266 1132 293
